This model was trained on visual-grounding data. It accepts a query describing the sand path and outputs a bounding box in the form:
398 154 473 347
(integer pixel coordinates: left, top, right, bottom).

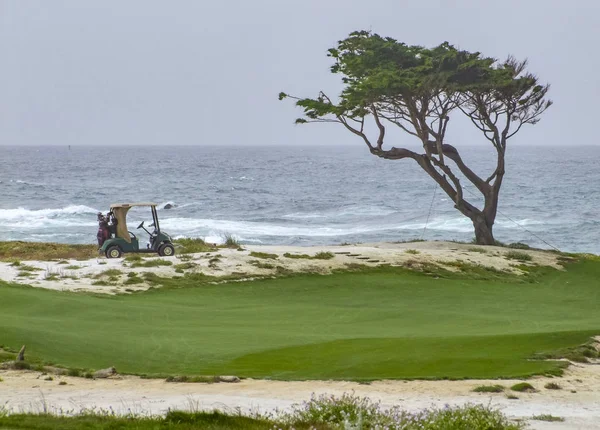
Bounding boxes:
2 363 600 429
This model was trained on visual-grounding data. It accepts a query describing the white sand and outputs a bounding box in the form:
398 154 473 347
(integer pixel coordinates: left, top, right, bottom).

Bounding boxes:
1 363 599 429
0 241 562 294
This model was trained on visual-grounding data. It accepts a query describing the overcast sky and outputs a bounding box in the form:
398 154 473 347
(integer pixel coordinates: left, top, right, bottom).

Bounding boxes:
1 0 598 147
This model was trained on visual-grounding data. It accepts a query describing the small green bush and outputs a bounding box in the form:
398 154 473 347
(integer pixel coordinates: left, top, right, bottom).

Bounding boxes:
175 238 215 253
174 262 197 270
280 393 524 429
508 242 531 250
95 269 123 278
511 382 536 392
505 251 533 262
222 234 240 248
165 375 219 383
18 265 42 272
283 252 335 260
124 277 143 285
8 260 21 267
284 253 312 259
531 414 564 422
67 368 81 377
405 249 420 254
506 394 519 400
467 247 487 254
130 259 172 268
124 254 143 262
249 251 278 260
473 384 504 393
313 251 334 260
544 382 561 390
250 260 275 269
58 381 67 385
13 361 31 370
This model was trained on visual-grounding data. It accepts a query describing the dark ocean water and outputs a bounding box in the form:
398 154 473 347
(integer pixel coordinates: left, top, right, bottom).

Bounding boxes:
0 145 598 254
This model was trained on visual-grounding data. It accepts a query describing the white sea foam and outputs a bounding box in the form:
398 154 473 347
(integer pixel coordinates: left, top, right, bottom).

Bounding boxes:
282 205 398 220
0 205 98 220
0 205 99 228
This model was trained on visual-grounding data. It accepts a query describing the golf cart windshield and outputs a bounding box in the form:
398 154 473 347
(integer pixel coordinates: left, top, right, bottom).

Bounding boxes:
109 203 158 243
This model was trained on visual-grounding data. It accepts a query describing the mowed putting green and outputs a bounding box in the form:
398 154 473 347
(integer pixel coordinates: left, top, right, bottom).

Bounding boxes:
1 259 599 380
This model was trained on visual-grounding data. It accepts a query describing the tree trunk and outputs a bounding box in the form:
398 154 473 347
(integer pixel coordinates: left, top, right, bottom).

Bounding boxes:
472 214 495 245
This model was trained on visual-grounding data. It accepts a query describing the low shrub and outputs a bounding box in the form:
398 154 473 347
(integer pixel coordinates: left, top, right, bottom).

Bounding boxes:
473 384 504 393
94 269 123 278
467 247 487 254
174 262 197 270
508 242 532 250
249 251 278 260
511 382 536 392
280 393 524 429
544 382 562 390
130 259 172 268
13 361 31 370
405 249 420 254
505 251 533 262
250 260 275 270
313 251 334 260
222 233 240 248
124 254 143 262
531 414 564 422
175 238 216 253
67 368 81 377
283 252 335 260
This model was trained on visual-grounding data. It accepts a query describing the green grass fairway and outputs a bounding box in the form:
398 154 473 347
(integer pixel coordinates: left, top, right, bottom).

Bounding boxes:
1 259 599 380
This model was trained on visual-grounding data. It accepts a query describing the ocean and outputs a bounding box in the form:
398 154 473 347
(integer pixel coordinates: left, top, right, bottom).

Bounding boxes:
0 145 598 254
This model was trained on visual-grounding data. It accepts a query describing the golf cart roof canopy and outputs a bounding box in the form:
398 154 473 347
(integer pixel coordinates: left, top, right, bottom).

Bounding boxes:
110 202 158 209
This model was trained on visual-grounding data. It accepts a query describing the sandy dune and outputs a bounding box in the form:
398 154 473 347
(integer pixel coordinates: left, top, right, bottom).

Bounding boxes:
0 241 563 294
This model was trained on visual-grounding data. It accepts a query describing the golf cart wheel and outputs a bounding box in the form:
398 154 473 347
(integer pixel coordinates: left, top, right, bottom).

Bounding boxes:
106 246 122 259
158 243 175 257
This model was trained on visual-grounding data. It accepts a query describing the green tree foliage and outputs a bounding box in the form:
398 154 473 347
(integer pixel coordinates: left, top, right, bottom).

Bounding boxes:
280 31 551 244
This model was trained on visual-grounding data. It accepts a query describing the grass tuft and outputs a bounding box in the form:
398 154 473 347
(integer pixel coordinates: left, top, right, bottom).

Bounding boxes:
472 384 504 393
508 242 532 250
511 382 536 392
313 251 334 260
221 233 240 248
0 241 97 262
467 247 487 254
405 249 420 254
175 238 216 253
283 251 335 260
130 259 173 268
249 260 275 269
174 262 197 271
505 250 533 262
249 251 278 260
544 382 562 390
531 414 565 422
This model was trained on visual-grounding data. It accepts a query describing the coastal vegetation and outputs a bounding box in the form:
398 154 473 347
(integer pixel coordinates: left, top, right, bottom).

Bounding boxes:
0 397 524 429
280 31 551 245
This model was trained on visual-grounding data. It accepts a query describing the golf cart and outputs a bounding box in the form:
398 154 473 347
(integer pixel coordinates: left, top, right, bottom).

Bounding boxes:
99 202 175 258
